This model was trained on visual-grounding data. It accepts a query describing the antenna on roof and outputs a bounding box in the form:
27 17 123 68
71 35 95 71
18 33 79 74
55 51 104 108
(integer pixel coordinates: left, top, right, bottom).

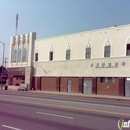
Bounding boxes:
15 14 18 36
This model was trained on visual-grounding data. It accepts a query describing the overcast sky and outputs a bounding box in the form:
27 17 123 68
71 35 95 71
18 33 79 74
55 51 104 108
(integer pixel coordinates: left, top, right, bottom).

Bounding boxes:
0 0 130 66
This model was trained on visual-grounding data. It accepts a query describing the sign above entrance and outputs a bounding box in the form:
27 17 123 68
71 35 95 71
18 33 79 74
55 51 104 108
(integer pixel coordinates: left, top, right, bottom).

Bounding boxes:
90 62 125 68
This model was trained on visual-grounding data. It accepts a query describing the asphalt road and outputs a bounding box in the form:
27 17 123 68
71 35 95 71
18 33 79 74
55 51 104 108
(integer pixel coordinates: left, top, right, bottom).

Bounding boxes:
0 91 129 130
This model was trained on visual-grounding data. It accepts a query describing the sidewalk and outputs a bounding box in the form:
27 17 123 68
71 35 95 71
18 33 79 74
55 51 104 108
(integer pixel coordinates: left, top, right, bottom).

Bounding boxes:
31 90 130 102
7 85 130 102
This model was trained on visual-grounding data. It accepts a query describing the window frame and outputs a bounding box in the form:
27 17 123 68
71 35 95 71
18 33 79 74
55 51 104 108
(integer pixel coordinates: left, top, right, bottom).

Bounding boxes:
101 77 115 83
13 49 17 62
66 49 71 60
49 51 53 61
126 44 130 56
35 53 38 61
18 48 22 62
85 47 91 59
22 48 27 62
104 46 111 57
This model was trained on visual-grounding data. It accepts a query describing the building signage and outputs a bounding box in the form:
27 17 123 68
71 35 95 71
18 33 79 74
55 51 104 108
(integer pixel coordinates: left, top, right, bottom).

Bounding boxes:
90 62 125 68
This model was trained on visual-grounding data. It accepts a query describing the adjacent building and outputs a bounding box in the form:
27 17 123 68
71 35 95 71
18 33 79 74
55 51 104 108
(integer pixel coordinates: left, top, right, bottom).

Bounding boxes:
8 24 130 96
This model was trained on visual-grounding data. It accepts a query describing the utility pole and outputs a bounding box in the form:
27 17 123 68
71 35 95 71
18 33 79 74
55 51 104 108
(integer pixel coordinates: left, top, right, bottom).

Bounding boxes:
4 58 8 68
0 41 5 90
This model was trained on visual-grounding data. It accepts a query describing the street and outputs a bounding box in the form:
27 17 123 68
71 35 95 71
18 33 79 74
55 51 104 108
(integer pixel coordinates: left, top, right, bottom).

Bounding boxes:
0 91 129 130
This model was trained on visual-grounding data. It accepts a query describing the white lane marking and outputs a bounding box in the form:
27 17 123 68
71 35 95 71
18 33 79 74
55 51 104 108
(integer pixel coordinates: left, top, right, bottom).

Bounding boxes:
2 125 21 130
36 111 74 119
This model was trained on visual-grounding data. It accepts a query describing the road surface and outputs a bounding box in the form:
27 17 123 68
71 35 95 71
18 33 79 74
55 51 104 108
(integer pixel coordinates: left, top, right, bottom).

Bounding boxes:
0 91 129 130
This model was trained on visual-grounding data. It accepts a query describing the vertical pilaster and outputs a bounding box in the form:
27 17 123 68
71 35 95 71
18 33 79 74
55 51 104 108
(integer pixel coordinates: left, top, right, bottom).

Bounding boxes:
79 77 83 93
92 77 97 94
21 34 25 63
16 35 20 63
28 32 36 66
25 66 34 90
26 40 29 63
9 37 14 64
25 32 36 90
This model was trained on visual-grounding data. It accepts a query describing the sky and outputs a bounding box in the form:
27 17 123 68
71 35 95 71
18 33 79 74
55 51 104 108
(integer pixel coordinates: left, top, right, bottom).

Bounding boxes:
0 0 130 66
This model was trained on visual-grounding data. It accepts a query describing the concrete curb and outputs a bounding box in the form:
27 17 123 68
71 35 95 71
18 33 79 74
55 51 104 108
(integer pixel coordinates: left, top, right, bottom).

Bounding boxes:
5 86 130 102
5 89 130 102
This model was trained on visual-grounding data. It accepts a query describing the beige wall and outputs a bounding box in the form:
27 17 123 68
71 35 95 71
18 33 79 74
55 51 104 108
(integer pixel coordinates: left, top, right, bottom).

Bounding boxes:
35 25 130 62
33 56 130 77
8 32 36 68
8 24 130 78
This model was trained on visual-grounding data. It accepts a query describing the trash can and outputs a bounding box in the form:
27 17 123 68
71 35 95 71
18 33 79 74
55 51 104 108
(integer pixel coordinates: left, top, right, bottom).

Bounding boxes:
5 86 8 90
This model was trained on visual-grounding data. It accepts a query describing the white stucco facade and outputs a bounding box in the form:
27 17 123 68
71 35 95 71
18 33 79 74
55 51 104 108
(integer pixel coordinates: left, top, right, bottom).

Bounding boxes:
31 25 130 77
7 24 130 95
35 25 130 61
9 32 36 68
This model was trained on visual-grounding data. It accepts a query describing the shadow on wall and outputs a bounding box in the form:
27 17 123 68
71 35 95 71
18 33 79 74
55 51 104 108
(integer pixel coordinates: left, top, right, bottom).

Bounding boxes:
35 64 50 75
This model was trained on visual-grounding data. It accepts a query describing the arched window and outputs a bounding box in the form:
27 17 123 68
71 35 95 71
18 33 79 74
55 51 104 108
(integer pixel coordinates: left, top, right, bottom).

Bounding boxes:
85 43 91 59
18 49 22 62
35 53 38 61
35 49 38 62
49 48 53 61
22 48 27 62
126 38 130 56
13 49 17 62
104 41 111 57
126 44 130 56
66 46 71 60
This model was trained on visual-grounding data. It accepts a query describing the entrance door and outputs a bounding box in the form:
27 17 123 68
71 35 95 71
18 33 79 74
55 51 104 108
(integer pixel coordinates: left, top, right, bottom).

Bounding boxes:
125 81 130 97
67 80 71 93
83 80 92 94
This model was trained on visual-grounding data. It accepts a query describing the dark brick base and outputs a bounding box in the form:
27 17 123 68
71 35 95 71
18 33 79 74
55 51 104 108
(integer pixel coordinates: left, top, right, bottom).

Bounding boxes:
97 77 125 96
32 76 125 96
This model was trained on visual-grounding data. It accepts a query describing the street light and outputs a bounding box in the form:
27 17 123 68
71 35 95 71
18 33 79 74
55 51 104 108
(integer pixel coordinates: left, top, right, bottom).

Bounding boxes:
0 41 5 90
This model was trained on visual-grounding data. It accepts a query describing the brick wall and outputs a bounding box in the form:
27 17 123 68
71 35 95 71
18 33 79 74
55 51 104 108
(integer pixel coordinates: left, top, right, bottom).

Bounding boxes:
41 77 59 91
97 77 119 96
12 77 25 86
60 77 81 93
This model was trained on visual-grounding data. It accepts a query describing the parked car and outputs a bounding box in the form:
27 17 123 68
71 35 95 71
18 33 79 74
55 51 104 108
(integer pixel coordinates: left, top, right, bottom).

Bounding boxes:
18 84 28 91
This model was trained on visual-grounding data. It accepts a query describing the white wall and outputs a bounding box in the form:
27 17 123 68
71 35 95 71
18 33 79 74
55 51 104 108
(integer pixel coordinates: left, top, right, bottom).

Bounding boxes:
8 32 36 68
33 57 130 77
35 25 130 62
8 24 130 77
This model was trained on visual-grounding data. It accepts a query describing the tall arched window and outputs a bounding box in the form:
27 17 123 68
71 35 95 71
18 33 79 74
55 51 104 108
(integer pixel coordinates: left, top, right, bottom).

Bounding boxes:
104 41 111 57
49 48 53 61
22 48 27 62
85 43 91 59
66 46 71 60
126 44 130 56
18 49 22 62
126 38 130 56
35 49 38 62
13 49 17 62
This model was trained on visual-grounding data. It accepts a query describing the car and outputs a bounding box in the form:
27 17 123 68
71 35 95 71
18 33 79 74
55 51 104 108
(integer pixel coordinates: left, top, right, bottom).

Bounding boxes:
18 84 28 91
